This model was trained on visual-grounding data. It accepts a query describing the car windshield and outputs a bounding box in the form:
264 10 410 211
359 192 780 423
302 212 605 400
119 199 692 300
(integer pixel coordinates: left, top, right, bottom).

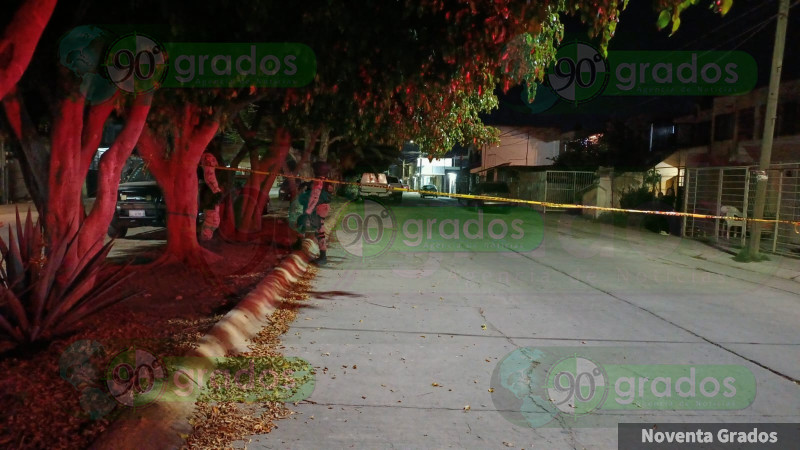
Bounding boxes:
361 173 388 184
120 157 155 183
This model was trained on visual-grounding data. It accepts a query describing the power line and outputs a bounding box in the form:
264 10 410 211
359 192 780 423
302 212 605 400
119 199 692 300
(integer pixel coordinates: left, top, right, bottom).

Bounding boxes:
677 1 774 50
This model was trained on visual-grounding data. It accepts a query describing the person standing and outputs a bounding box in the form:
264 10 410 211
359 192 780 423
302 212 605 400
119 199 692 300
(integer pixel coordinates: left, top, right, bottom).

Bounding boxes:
199 151 223 241
297 162 333 264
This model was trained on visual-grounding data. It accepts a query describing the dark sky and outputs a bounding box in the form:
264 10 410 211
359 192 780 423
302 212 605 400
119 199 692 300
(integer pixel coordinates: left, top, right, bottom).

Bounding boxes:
486 0 800 132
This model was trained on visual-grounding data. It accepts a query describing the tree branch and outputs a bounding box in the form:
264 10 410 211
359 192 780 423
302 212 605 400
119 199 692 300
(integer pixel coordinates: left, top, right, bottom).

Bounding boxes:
0 0 58 100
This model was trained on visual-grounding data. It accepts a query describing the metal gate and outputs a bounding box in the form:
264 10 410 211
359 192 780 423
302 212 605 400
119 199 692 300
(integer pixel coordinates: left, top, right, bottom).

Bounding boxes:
683 164 800 256
542 171 597 211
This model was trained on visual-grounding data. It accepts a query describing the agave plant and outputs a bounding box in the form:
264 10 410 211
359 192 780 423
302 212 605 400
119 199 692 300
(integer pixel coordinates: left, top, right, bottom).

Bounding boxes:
0 209 136 344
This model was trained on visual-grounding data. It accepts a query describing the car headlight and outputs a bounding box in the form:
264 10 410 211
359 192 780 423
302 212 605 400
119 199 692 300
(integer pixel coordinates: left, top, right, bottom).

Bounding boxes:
120 194 127 201
146 195 152 201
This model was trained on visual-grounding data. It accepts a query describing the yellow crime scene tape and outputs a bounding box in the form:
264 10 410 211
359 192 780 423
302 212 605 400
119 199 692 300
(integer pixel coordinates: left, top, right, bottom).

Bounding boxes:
204 164 800 233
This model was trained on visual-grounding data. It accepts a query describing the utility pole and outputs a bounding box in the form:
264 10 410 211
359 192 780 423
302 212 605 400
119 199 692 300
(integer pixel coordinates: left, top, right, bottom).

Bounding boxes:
748 0 789 257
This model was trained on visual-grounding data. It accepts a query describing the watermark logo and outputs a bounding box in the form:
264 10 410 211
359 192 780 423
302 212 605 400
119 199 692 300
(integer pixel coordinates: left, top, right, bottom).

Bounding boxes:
104 33 168 94
160 42 316 88
491 347 756 428
105 347 167 408
59 26 317 96
336 199 398 258
59 340 315 420
604 50 757 96
546 355 608 416
538 41 757 109
334 199 544 257
57 25 119 103
547 41 610 103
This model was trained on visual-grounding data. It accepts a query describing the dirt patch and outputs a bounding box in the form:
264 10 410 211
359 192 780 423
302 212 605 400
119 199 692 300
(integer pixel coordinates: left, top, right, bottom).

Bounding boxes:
183 266 317 449
0 231 294 449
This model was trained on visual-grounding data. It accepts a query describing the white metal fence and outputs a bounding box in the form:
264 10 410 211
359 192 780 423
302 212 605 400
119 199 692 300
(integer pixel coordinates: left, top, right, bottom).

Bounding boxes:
683 164 800 256
514 170 597 211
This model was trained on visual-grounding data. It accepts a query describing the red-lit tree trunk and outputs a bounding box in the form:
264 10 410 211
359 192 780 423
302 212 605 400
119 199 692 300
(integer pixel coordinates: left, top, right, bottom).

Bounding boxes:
217 144 248 240
77 97 151 262
137 103 220 265
237 127 293 237
0 0 58 100
3 89 151 289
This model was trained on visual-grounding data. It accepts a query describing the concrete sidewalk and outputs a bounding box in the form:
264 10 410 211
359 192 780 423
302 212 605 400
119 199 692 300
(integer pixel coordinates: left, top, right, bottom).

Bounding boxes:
238 208 799 449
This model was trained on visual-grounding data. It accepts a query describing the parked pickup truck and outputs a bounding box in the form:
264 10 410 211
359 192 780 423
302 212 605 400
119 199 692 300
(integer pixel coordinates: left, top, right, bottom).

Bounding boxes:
358 173 394 201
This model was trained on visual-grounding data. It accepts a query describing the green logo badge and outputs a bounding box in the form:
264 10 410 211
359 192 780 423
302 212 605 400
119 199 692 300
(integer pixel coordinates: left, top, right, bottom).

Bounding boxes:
547 41 610 104
104 33 168 94
492 347 757 428
335 200 544 257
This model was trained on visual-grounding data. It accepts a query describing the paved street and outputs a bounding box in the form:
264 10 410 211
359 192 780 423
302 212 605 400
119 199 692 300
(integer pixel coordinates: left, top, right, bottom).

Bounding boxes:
241 193 800 449
2 193 798 449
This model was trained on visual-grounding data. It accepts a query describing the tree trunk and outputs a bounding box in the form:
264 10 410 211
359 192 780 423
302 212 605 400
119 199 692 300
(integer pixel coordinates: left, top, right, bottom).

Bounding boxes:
77 96 151 259
218 143 247 240
4 87 150 293
237 128 291 236
163 168 202 256
0 0 58 100
137 104 220 265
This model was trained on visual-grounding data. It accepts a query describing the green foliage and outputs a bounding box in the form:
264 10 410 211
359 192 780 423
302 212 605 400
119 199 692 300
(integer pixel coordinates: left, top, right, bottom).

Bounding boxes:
197 356 314 403
619 186 673 233
0 210 135 344
734 247 771 263
551 137 611 170
655 0 733 35
338 175 361 200
619 186 656 210
644 168 662 192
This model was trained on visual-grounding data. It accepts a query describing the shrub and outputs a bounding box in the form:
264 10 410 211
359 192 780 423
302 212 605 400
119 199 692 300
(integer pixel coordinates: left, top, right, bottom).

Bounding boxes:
0 209 136 345
617 186 675 234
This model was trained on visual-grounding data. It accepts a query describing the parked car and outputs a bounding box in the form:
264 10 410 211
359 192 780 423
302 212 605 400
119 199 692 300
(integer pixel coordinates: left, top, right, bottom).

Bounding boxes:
459 182 515 211
420 184 438 198
108 158 205 238
358 172 393 200
108 162 165 238
386 175 403 202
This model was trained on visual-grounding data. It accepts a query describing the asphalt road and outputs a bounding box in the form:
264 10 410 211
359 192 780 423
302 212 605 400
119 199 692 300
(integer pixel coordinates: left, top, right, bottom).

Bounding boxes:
237 192 800 449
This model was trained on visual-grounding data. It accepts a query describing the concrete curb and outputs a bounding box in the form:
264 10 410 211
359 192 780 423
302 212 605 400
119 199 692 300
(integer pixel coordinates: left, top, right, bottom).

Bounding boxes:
91 239 320 450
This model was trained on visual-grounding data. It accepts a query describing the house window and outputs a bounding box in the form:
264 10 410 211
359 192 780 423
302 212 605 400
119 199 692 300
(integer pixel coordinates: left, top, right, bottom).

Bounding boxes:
737 108 754 141
714 113 734 141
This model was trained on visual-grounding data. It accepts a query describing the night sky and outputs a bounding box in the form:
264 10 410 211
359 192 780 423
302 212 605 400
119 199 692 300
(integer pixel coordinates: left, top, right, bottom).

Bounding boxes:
487 0 800 132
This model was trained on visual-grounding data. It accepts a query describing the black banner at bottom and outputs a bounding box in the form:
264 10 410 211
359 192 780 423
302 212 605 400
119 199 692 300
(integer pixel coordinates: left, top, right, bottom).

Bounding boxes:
618 423 800 449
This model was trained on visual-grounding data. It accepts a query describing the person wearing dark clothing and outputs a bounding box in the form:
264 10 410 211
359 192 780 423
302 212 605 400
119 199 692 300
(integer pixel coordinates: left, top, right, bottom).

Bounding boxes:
297 162 333 265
